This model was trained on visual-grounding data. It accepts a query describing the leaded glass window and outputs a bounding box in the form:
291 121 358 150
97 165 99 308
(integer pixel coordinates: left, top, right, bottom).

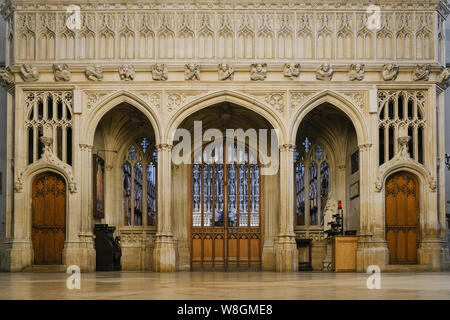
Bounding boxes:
123 138 157 226
295 139 330 227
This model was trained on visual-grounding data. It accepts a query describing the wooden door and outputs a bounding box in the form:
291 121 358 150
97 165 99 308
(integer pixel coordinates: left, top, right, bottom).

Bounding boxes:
190 143 263 270
32 172 66 265
385 172 419 264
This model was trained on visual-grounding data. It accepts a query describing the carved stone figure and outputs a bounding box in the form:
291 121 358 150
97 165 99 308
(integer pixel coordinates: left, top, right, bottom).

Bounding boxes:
53 64 71 82
413 64 431 81
323 195 338 237
0 67 14 86
20 64 39 82
218 63 234 81
382 63 399 81
250 63 267 81
349 63 365 81
437 67 450 87
316 64 333 81
397 136 411 159
85 64 104 81
185 63 200 81
119 65 135 81
152 63 168 81
283 63 301 79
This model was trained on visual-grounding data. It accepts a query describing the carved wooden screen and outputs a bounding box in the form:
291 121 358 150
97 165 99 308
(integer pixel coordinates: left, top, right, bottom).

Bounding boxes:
190 141 262 270
385 172 420 264
32 172 66 265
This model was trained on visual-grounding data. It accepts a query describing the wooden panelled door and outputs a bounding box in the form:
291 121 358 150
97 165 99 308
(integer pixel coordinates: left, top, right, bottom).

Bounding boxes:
190 142 263 270
32 172 66 265
385 172 420 264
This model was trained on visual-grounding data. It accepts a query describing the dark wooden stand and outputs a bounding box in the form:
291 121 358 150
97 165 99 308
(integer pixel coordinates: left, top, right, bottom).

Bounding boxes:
94 224 122 271
296 239 313 271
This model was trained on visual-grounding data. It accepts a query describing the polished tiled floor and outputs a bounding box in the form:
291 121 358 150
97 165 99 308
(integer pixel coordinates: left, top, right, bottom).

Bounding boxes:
0 271 449 300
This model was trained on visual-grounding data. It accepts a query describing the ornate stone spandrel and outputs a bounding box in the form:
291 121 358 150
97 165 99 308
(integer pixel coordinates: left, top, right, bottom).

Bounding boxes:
20 64 39 82
265 93 284 113
316 64 333 81
85 65 104 81
382 63 399 81
218 63 234 81
250 63 267 81
349 63 365 81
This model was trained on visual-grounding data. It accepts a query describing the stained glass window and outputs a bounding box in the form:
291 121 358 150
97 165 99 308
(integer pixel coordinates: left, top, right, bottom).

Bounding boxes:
294 142 330 227
192 141 260 228
123 138 157 227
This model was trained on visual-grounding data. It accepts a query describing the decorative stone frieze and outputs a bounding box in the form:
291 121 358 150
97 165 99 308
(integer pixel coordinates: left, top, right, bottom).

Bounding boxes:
413 64 431 81
0 67 14 86
348 64 365 81
20 64 39 82
119 65 135 81
250 63 267 81
218 63 234 81
85 65 104 82
152 63 168 81
382 63 399 81
283 63 301 79
53 64 71 82
184 64 200 81
316 64 333 81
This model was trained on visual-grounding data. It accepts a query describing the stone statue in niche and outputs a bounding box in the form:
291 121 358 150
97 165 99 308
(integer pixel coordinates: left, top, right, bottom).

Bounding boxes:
437 67 450 87
413 64 431 81
85 64 104 81
218 63 234 81
283 63 301 79
20 64 39 82
381 63 399 81
250 63 267 81
349 63 365 81
119 65 135 81
185 63 200 80
316 64 333 81
152 63 168 81
53 64 71 82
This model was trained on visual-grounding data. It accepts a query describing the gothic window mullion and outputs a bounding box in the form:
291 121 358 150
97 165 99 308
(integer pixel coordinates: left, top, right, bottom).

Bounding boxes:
62 126 67 163
384 125 389 163
413 126 419 162
33 126 38 161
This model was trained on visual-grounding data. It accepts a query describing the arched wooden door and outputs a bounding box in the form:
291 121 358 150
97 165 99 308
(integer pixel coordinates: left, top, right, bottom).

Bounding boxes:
32 172 66 265
190 142 263 270
385 172 420 264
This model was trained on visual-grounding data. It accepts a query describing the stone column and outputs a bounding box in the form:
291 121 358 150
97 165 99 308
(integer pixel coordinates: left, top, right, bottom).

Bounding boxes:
275 144 298 272
67 143 96 272
356 143 388 271
153 143 177 272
